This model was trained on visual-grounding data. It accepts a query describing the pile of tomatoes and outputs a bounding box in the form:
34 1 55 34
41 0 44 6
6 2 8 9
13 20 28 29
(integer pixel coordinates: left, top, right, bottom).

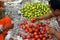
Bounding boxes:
17 18 53 40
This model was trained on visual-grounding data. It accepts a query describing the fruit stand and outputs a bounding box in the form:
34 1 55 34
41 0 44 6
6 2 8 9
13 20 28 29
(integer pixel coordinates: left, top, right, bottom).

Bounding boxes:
4 0 60 40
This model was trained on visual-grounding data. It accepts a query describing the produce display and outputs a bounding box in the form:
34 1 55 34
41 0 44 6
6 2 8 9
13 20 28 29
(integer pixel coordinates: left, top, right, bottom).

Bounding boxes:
20 2 50 19
16 19 53 40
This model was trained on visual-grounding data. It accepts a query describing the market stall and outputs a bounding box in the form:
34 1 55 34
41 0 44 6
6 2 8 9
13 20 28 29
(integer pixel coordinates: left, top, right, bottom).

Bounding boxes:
0 0 59 40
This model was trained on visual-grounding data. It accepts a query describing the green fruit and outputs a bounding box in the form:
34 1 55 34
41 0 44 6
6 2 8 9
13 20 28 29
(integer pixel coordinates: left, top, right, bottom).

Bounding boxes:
20 2 50 19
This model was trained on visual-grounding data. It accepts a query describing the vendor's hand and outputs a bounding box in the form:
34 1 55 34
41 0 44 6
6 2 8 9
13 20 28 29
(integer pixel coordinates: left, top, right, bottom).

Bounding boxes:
0 25 4 34
34 17 39 21
31 17 39 22
5 24 14 30
46 27 57 34
0 31 2 34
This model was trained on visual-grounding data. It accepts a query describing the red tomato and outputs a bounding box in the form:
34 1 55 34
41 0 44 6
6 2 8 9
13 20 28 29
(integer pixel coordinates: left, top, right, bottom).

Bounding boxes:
39 35 43 38
46 21 50 25
41 24 46 27
42 27 46 31
34 32 37 35
17 33 21 37
22 25 26 29
38 32 41 35
22 36 27 39
26 35 31 39
29 24 33 28
9 37 14 40
34 35 38 38
49 35 53 39
32 27 35 31
23 20 28 24
25 24 29 28
20 25 24 29
41 31 45 34
37 38 41 40
31 34 35 38
42 37 47 40
30 18 35 23
25 29 29 33
32 38 36 40
28 28 32 33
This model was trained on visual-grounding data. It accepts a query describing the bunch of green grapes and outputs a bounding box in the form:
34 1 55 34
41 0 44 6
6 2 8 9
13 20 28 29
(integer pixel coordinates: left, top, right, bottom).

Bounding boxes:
20 2 50 19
